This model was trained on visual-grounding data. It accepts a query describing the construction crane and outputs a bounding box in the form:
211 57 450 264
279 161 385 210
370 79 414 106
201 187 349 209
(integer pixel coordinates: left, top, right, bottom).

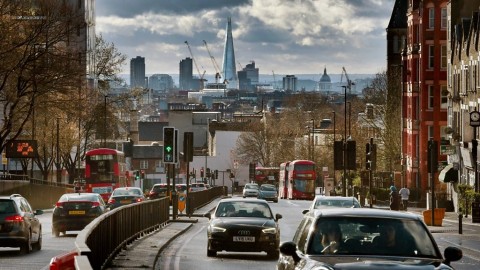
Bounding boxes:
203 40 222 84
340 66 355 95
184 41 206 89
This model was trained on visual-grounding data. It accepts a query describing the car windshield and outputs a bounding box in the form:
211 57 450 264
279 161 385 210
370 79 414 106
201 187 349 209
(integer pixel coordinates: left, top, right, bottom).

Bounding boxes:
305 217 439 258
314 198 360 208
260 185 276 191
215 201 273 218
114 189 142 196
245 184 259 190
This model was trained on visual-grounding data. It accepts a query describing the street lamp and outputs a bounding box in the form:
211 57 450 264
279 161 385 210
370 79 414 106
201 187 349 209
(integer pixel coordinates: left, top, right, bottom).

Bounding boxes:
332 111 336 187
104 95 108 148
342 85 348 197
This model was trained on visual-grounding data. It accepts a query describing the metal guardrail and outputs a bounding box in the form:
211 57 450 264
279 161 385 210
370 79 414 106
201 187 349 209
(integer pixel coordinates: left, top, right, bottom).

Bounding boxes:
72 186 226 269
0 173 74 188
76 197 170 269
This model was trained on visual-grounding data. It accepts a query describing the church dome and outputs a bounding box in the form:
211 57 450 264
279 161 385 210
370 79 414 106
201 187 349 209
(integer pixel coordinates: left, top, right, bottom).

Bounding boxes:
320 67 331 83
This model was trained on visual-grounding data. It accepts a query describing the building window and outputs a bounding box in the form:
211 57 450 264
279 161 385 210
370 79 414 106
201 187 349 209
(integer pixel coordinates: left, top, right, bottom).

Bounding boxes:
429 8 435 29
441 45 447 69
441 85 447 109
441 8 447 29
155 160 162 168
140 160 148 170
428 85 434 109
428 125 434 139
428 45 435 69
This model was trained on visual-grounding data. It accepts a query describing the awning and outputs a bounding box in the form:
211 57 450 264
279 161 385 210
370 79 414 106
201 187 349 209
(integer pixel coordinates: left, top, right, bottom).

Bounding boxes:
439 164 458 183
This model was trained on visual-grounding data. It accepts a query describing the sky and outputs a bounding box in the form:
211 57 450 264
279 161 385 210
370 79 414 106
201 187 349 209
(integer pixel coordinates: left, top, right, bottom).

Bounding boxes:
95 0 395 79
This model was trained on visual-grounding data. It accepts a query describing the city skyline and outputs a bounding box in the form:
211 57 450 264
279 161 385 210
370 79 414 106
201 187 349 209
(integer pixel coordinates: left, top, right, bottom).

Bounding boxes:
96 0 394 77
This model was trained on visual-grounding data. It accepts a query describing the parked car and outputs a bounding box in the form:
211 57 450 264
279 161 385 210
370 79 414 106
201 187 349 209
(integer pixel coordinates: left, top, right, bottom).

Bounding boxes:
0 194 43 253
176 184 188 193
242 183 259 198
277 208 463 270
303 195 361 214
107 187 145 209
257 184 278 203
189 182 207 192
205 198 282 258
52 192 107 237
148 184 169 200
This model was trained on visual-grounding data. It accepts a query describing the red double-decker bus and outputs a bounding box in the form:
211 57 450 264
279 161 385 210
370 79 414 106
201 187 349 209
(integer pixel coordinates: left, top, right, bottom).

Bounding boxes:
278 162 290 199
287 160 316 200
254 166 279 186
84 148 128 201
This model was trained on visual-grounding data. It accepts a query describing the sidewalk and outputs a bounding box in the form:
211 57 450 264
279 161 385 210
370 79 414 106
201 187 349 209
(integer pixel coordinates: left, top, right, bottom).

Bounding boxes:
104 197 222 269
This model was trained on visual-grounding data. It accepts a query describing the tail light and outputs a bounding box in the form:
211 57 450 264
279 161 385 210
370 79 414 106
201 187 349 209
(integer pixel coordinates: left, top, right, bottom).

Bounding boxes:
91 202 100 208
108 198 115 204
136 198 144 202
5 215 24 222
55 202 64 208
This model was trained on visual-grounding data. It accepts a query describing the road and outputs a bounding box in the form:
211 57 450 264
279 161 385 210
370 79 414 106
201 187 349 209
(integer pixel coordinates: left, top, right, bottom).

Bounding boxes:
2 198 480 269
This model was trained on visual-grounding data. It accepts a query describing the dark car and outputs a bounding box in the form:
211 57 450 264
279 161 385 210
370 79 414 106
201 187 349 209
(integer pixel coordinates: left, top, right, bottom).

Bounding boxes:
148 184 169 200
277 208 463 270
107 187 145 209
257 184 278 202
205 198 282 258
52 193 107 237
0 194 43 253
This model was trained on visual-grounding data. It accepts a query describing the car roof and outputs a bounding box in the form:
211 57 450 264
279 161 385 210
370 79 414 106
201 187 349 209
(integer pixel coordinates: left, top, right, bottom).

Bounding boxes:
115 187 142 190
315 196 358 201
60 193 101 200
218 198 268 204
310 208 422 220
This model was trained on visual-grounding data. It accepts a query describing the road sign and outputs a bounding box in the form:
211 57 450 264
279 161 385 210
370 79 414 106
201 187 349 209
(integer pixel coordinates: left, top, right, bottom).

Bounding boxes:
2 152 7 165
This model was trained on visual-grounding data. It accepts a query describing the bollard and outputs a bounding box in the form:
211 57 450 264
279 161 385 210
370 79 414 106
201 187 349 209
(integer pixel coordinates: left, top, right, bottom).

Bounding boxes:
458 212 463 234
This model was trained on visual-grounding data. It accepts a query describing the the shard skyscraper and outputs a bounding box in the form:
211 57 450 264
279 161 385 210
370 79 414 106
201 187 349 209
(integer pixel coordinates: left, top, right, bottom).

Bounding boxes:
222 17 238 89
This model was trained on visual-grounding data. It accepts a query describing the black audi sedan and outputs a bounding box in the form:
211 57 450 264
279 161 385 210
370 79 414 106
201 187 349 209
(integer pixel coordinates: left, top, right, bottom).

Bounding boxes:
52 193 107 237
205 198 282 258
277 208 463 270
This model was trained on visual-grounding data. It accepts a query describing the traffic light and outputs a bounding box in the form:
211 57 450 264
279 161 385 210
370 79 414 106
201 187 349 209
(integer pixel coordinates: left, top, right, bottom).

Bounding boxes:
135 170 140 180
206 168 211 178
346 140 356 170
141 170 145 179
333 141 344 170
427 139 438 173
200 168 204 178
214 169 218 179
163 127 175 163
366 143 371 170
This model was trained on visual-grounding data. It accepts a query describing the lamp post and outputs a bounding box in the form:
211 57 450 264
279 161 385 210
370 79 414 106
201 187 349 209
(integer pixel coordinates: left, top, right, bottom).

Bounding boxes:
332 111 336 188
56 117 61 183
342 85 348 197
104 95 108 148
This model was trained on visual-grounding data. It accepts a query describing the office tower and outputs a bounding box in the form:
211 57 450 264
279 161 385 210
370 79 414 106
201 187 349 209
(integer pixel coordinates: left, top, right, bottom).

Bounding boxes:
238 61 259 91
222 17 238 89
179 58 193 90
149 74 174 91
283 75 297 91
130 56 146 88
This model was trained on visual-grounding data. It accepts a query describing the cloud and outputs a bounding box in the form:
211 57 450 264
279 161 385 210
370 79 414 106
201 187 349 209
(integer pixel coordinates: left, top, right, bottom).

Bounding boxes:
95 0 394 76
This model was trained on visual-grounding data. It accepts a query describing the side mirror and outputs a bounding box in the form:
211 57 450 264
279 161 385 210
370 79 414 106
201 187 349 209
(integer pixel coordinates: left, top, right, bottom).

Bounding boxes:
279 241 301 263
275 213 283 221
302 209 309 215
35 209 44 215
444 246 462 266
204 212 211 219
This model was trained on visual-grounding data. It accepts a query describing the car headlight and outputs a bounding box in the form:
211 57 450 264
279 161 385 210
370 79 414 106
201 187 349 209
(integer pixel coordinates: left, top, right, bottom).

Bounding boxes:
262 227 277 234
211 226 227 233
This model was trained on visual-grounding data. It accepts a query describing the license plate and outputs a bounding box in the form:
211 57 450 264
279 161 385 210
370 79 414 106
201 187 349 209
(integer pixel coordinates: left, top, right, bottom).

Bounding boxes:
233 236 255 242
69 210 85 215
121 200 131 204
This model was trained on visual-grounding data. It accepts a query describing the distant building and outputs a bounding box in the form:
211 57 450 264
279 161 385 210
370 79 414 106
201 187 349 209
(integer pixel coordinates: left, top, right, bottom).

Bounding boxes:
318 67 332 92
222 17 238 89
283 75 297 91
130 56 146 88
179 57 193 90
238 61 259 91
149 74 174 90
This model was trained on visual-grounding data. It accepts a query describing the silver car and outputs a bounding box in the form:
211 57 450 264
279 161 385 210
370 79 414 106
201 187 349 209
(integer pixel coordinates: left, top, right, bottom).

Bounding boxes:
242 183 259 198
278 208 463 270
303 195 361 214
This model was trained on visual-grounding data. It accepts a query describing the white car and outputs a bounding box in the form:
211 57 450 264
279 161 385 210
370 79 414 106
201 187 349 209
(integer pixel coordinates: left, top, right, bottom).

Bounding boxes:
303 195 361 214
189 183 207 192
242 183 259 198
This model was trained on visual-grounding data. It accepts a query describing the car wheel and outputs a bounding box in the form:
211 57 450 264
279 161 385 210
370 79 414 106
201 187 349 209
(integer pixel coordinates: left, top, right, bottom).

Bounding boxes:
20 231 32 254
33 228 42 251
207 249 217 257
267 250 279 259
52 227 60 237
